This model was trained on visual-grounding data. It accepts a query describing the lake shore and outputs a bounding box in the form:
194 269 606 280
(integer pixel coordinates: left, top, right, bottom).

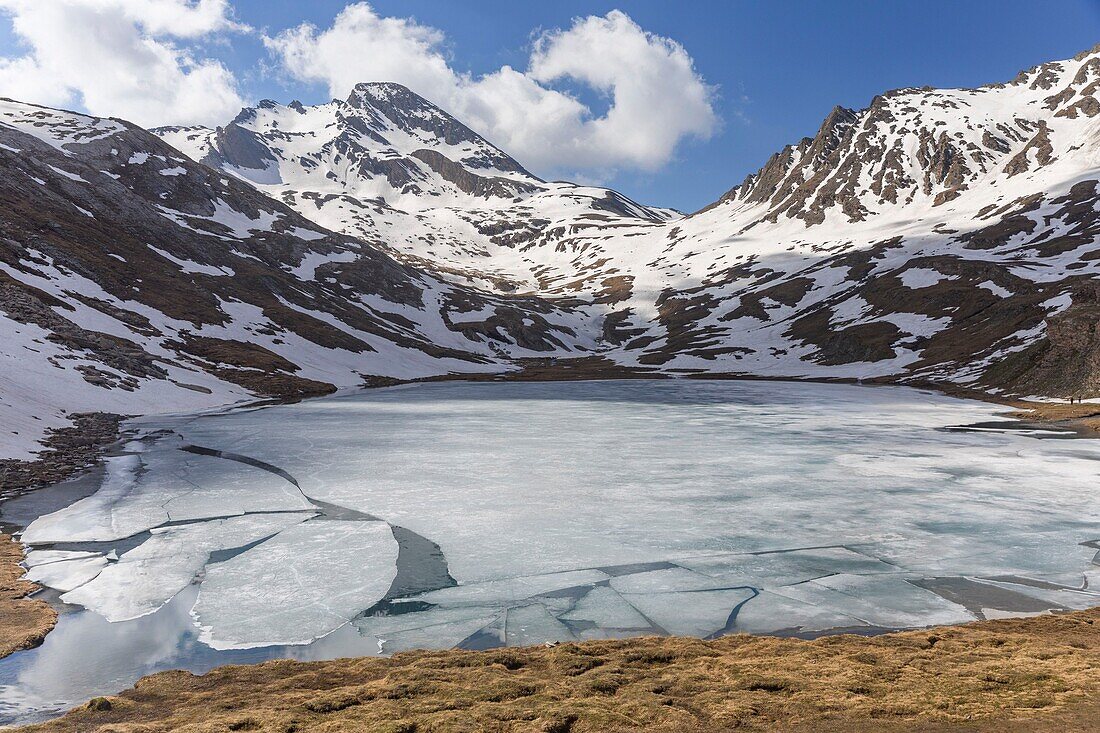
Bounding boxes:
0 534 55 661
0 413 122 662
13 607 1100 733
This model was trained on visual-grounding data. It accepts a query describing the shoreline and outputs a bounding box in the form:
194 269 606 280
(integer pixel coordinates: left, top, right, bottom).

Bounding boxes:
0 413 124 662
0 534 56 661
15 607 1100 732
0 368 1097 729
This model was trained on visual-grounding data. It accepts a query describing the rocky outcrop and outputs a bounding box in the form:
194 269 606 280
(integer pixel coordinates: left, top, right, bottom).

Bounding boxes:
985 283 1100 397
410 149 540 199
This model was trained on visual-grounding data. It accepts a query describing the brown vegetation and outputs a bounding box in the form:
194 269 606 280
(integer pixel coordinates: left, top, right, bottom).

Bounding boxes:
1008 400 1100 434
0 533 56 660
17 608 1100 733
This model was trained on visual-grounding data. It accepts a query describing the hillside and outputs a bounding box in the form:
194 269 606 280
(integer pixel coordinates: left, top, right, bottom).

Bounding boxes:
3 46 1100 459
0 100 592 461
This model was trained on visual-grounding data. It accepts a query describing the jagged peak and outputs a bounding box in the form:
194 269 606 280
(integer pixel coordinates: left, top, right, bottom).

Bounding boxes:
343 81 448 118
340 81 531 174
706 43 1100 224
347 81 418 103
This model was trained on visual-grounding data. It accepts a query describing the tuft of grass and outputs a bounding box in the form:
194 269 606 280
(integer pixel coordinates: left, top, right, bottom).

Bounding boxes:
740 677 795 693
540 713 578 733
303 693 360 713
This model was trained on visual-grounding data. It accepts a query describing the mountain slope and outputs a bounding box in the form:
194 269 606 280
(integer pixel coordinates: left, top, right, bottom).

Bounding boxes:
165 46 1100 401
0 99 593 459
595 45 1100 393
155 82 676 295
4 46 1100 460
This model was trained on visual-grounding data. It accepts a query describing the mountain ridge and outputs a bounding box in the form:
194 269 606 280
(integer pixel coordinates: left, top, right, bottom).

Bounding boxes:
2 46 1100 460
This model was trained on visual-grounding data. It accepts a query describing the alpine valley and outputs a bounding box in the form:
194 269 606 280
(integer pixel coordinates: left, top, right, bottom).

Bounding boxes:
4 45 1100 462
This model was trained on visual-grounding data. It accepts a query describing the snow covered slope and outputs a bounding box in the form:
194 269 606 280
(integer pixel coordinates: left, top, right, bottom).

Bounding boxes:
160 46 1100 400
4 46 1100 460
594 45 1100 393
154 82 676 294
0 99 594 459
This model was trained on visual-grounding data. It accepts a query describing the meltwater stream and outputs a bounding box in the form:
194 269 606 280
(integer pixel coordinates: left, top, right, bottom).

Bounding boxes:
2 380 1099 724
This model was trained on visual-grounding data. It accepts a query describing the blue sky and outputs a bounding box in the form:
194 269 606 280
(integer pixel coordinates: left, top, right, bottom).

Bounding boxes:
2 1 1099 210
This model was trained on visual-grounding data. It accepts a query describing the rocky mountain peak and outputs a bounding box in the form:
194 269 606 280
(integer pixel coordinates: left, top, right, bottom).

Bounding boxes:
343 81 530 175
346 81 418 105
712 46 1100 228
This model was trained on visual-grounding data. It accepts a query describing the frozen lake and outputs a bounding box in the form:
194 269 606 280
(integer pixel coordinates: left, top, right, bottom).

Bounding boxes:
2 379 1099 723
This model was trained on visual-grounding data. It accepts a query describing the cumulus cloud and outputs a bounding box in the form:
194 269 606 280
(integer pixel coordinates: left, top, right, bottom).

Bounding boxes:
0 0 247 127
265 4 718 175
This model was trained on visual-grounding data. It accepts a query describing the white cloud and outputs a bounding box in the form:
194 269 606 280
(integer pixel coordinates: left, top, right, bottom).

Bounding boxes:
0 0 247 127
265 4 718 175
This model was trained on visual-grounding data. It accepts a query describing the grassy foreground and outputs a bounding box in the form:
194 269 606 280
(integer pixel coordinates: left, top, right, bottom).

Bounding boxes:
17 608 1099 733
0 534 55 660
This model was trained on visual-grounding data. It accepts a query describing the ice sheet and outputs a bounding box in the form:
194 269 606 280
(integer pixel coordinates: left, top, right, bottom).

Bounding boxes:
191 519 399 649
771 575 974 629
356 606 502 653
413 569 609 607
22 447 313 544
24 556 107 593
560 586 652 629
621 588 757 637
61 513 313 622
505 604 577 646
18 380 1100 650
732 589 869 634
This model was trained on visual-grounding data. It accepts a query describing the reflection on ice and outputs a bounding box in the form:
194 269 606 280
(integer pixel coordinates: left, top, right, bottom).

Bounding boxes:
62 513 314 623
2 379 1099 725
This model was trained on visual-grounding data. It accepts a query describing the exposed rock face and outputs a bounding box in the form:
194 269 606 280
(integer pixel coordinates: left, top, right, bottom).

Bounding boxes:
345 82 532 174
716 56 1096 224
409 149 540 199
986 283 1100 397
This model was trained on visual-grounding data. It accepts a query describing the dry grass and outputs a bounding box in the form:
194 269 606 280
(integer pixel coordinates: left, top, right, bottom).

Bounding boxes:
1009 401 1100 433
17 608 1099 733
0 533 56 659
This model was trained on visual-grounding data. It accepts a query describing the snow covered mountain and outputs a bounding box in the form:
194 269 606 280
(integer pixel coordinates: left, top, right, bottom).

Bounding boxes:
3 46 1100 460
578 45 1100 393
161 47 1100 395
0 99 594 460
154 82 676 294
